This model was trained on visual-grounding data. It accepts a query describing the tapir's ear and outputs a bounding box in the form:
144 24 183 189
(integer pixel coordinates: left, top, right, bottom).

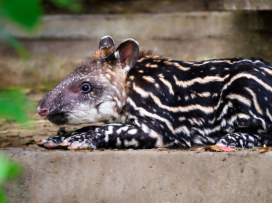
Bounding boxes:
114 38 139 72
99 35 115 49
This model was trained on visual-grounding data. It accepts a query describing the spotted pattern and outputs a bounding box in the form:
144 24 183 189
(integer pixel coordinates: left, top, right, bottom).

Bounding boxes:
40 124 156 150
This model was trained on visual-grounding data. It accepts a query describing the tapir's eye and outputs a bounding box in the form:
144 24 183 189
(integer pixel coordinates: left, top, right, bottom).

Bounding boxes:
81 83 91 92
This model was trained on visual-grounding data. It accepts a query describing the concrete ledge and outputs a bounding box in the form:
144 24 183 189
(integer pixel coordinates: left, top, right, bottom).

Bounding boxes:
1 12 272 88
3 148 272 203
1 12 269 40
224 0 272 10
0 13 248 40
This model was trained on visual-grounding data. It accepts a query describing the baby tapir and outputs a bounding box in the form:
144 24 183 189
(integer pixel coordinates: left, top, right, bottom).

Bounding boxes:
37 36 272 150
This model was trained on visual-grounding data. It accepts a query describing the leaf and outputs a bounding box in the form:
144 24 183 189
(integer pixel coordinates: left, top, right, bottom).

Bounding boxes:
0 154 22 203
5 162 22 179
205 145 224 152
259 149 267 153
0 26 29 58
0 0 42 30
259 147 272 153
0 153 22 203
0 90 33 124
213 145 236 152
0 188 6 203
196 149 205 153
49 0 82 13
205 145 236 152
0 153 22 183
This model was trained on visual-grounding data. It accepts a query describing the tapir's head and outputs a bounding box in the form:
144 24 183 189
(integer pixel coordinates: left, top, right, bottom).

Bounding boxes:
37 36 139 125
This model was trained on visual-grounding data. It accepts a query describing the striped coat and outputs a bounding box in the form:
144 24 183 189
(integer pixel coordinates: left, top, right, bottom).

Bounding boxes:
37 36 272 150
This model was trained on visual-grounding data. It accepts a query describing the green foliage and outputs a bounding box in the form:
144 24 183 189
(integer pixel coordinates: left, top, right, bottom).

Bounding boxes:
0 0 82 56
0 26 29 58
48 0 82 13
0 153 22 203
0 1 82 202
0 91 31 203
0 0 42 57
0 90 33 124
0 154 21 182
0 0 42 30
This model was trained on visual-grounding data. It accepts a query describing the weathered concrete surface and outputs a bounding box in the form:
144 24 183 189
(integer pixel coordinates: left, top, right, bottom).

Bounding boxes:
224 0 272 10
1 13 250 40
2 148 272 203
2 12 272 88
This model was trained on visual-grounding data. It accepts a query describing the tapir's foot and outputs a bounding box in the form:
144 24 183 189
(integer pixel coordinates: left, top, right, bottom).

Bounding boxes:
38 126 96 150
215 132 266 148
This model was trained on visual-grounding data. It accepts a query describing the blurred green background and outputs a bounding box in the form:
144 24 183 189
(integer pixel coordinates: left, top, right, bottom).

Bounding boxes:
0 1 82 202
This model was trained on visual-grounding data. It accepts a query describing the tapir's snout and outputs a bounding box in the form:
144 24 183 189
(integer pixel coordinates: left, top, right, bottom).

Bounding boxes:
36 106 49 117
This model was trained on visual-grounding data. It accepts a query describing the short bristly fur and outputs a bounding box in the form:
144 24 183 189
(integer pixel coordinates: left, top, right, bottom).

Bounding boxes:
37 36 272 150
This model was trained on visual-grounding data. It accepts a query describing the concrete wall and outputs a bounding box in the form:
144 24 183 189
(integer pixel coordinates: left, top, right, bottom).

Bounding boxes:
1 12 272 88
224 0 272 10
3 148 272 203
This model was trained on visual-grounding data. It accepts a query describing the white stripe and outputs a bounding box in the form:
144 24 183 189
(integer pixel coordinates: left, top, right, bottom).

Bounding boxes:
133 83 214 114
266 108 272 122
159 76 174 95
215 73 272 110
244 87 263 115
174 74 229 88
226 94 251 107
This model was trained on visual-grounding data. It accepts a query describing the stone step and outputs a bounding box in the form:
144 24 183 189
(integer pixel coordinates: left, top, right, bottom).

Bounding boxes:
3 148 272 203
1 12 272 88
224 0 272 10
1 13 250 40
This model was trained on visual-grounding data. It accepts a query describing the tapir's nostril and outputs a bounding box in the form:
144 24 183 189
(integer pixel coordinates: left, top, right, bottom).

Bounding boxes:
37 108 49 116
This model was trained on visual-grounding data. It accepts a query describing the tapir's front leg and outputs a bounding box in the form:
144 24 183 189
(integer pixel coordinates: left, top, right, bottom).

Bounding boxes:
39 124 157 150
38 126 95 148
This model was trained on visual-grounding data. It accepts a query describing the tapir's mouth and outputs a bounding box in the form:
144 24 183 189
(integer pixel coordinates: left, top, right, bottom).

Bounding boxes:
46 112 68 125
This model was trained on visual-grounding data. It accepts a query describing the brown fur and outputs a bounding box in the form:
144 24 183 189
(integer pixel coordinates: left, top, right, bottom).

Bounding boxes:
91 46 160 62
91 47 116 60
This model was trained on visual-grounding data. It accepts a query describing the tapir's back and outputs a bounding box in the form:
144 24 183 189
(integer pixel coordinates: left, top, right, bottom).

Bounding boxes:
126 55 272 147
